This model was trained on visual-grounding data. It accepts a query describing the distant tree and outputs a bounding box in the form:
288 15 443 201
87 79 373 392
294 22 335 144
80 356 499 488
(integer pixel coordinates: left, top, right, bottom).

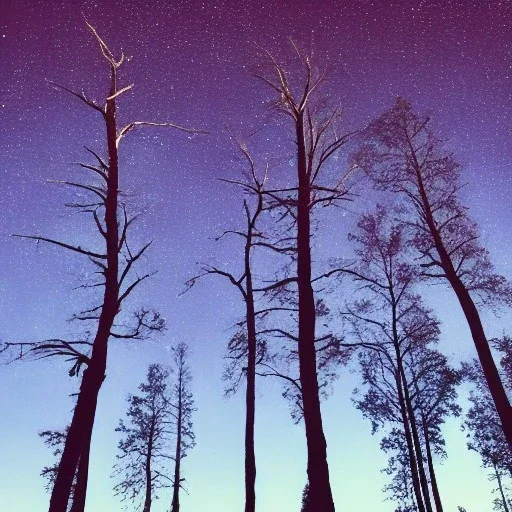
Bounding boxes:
355 98 512 446
463 359 512 512
169 342 196 512
343 206 460 512
252 43 354 512
1 21 203 512
113 364 174 512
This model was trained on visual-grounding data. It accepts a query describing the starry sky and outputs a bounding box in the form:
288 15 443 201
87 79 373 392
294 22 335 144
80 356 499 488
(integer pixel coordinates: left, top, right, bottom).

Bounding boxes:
1 1 512 511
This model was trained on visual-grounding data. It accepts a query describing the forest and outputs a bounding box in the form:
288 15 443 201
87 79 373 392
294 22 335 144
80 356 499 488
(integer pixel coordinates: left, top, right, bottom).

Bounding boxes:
1 2 511 512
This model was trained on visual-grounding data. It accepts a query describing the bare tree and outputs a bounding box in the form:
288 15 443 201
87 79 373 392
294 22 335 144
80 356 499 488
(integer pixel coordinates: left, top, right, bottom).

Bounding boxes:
2 21 203 512
185 136 268 512
252 42 354 512
113 364 174 512
169 342 195 512
355 97 512 446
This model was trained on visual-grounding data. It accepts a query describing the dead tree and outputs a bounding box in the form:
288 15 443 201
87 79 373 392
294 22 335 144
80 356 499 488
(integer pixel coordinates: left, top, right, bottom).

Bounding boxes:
3 21 203 512
185 136 268 512
113 364 174 512
169 342 195 512
355 98 512 446
252 43 354 512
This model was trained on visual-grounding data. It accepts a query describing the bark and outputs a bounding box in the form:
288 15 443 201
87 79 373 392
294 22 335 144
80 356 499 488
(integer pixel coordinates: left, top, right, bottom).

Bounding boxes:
422 421 443 512
171 374 183 512
411 148 512 447
296 114 335 512
48 64 120 512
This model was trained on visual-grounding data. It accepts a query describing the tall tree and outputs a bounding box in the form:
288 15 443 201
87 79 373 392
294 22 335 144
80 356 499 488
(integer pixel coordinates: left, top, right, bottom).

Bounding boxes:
185 138 268 512
113 364 174 512
355 98 512 446
463 359 512 512
252 43 353 512
3 21 202 512
342 206 460 512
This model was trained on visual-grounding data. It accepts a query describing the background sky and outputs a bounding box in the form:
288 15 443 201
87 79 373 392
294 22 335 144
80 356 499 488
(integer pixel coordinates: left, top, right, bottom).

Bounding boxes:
1 0 512 511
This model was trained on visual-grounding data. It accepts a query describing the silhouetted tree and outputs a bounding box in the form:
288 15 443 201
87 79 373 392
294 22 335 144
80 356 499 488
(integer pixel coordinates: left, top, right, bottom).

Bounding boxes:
1 21 203 512
252 42 354 512
113 364 174 512
169 342 195 512
185 137 268 512
463 359 512 511
355 98 512 446
343 207 460 512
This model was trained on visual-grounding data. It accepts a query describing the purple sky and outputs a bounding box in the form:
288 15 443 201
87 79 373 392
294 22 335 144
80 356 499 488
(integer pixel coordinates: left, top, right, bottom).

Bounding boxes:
1 1 511 511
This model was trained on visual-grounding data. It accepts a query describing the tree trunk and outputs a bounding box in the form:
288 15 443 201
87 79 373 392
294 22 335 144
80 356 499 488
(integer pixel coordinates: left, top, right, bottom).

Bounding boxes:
395 367 426 512
171 371 183 512
48 66 120 512
495 466 510 512
143 418 155 512
400 367 434 512
296 115 335 512
413 160 512 447
69 415 94 512
244 239 257 512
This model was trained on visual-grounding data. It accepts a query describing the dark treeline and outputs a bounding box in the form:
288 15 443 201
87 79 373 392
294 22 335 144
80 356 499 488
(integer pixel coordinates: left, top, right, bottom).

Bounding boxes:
2 20 511 512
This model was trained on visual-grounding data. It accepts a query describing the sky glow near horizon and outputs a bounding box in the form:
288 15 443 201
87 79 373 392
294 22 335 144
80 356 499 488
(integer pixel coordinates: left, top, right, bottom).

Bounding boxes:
1 1 512 511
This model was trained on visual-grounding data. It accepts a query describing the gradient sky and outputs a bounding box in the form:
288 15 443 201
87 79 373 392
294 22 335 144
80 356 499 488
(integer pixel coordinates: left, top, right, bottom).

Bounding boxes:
1 1 512 511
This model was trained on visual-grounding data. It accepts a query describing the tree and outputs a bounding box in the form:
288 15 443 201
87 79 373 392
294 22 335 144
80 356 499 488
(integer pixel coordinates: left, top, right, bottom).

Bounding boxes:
463 359 512 511
355 97 512 446
2 21 202 512
252 43 354 512
185 137 268 512
113 364 174 512
342 206 460 512
169 342 196 512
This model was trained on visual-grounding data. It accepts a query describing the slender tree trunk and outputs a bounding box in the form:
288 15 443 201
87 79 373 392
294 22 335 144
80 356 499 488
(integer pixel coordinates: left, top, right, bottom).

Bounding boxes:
494 466 511 512
171 373 183 512
295 115 335 512
244 237 257 512
143 419 155 512
395 369 426 512
69 414 94 512
412 160 512 447
422 418 443 512
400 367 434 512
49 67 120 512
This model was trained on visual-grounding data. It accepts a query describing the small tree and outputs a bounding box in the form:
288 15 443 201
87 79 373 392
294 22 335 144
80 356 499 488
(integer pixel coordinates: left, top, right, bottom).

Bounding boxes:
169 342 195 512
113 364 174 512
355 98 512 446
463 359 512 512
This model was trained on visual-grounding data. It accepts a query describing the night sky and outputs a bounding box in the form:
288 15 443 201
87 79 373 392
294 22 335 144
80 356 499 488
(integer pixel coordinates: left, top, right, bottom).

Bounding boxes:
1 1 511 511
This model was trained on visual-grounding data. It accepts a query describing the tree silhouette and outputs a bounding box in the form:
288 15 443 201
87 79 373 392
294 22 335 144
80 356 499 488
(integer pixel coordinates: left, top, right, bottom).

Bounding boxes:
1 20 205 512
252 42 354 512
354 98 512 447
169 342 196 512
113 364 174 512
463 359 512 511
185 137 268 512
343 206 460 512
